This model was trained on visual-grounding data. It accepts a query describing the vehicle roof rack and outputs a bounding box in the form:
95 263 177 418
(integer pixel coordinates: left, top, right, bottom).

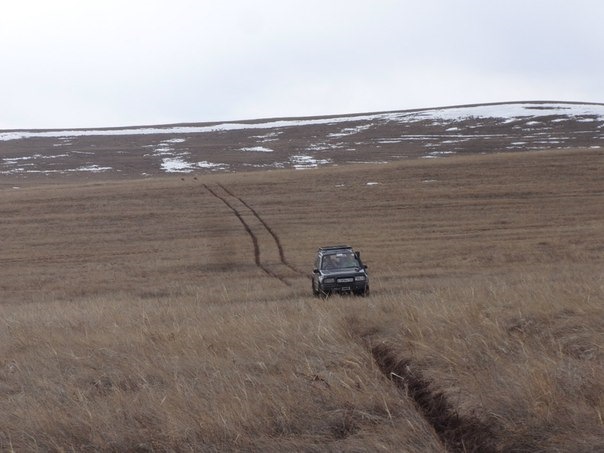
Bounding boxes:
318 245 352 251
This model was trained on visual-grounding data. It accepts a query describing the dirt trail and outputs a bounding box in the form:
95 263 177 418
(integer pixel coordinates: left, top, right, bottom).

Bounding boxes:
204 184 302 286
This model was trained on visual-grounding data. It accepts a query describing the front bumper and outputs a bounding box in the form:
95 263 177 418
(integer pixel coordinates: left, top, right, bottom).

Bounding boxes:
320 279 368 293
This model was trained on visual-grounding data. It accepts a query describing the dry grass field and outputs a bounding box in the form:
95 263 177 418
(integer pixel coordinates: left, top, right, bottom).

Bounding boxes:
1 149 603 451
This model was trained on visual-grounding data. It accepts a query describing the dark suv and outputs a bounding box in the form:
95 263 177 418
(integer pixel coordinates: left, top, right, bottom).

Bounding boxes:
312 245 369 296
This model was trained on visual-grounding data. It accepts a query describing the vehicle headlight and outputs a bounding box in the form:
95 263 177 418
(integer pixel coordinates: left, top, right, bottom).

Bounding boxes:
354 276 366 281
323 278 335 284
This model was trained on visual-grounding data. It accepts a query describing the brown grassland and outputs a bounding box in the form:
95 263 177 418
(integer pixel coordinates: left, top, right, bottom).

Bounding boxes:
1 149 603 451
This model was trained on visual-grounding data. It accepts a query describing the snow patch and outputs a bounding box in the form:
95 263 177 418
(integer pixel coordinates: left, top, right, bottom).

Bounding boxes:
1 164 111 174
240 146 273 152
161 157 193 173
161 157 227 173
73 164 112 173
290 155 331 170
306 142 346 151
197 161 227 169
422 151 456 159
328 124 372 138
252 131 282 142
412 103 604 123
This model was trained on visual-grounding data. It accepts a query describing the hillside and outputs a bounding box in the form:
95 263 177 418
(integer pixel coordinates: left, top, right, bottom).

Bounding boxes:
1 101 604 183
1 102 603 450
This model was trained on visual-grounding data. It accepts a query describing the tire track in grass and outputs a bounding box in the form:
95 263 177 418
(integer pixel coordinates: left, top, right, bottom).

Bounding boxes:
371 342 496 453
217 184 304 276
203 184 291 286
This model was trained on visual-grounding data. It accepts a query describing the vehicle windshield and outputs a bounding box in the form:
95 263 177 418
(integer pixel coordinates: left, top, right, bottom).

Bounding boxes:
321 252 360 270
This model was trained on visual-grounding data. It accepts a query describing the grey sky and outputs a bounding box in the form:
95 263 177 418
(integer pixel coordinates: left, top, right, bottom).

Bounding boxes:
1 0 603 129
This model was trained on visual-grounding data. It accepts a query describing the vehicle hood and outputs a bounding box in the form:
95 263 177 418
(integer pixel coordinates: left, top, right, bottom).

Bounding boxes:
320 268 367 277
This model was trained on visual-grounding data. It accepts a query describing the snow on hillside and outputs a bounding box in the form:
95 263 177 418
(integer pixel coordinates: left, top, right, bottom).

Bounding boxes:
2 102 604 142
1 102 603 178
418 103 604 122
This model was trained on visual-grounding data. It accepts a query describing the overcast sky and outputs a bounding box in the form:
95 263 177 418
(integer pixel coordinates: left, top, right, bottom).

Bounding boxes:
1 0 603 129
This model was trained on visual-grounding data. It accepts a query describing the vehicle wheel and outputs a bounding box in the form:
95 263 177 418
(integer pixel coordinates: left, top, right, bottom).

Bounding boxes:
355 285 369 297
312 280 320 297
317 285 329 299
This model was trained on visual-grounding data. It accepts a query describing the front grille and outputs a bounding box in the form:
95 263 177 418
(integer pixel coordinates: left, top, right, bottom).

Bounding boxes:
337 277 354 283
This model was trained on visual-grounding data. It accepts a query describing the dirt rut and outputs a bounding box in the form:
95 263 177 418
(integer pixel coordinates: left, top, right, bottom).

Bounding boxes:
371 342 496 453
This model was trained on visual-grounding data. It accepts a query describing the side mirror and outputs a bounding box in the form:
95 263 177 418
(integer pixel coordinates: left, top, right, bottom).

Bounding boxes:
363 264 368 269
313 268 320 274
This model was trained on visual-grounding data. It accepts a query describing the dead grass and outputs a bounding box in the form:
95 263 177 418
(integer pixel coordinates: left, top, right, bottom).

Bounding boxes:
0 294 444 451
347 270 603 452
1 149 603 450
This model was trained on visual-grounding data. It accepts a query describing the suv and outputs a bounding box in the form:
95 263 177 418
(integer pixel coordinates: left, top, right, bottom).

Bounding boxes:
312 245 369 296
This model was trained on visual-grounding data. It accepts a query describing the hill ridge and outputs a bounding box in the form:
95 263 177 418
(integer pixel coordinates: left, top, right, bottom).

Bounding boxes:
3 100 604 133
1 101 603 182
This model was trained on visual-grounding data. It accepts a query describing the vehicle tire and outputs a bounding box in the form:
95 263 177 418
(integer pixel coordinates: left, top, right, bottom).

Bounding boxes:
312 279 320 297
355 285 369 297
